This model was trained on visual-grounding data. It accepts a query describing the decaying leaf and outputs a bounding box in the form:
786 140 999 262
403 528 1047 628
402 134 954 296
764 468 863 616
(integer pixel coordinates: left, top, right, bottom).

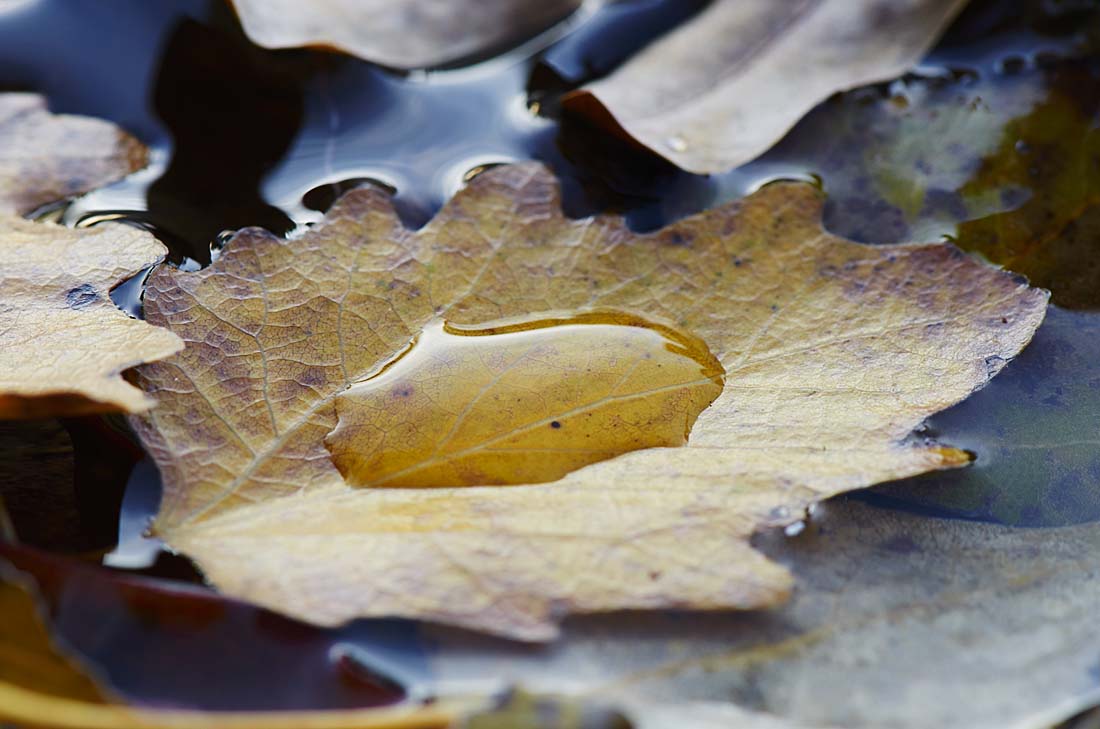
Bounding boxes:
765 59 1100 309
0 93 147 216
0 554 474 728
0 542 408 710
133 163 1045 639
0 559 109 707
563 0 967 174
0 217 183 419
422 500 1100 729
228 0 581 70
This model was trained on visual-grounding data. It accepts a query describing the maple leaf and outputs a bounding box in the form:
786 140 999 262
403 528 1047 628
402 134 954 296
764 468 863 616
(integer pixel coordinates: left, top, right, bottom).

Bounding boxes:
228 0 581 70
0 93 147 216
0 218 183 419
132 163 1045 639
563 0 966 174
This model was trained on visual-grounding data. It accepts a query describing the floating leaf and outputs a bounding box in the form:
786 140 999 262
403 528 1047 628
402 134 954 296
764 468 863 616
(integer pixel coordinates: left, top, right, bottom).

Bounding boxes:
0 552 475 728
422 499 1100 729
131 163 1045 639
0 93 147 216
228 0 581 70
0 559 110 707
0 218 183 418
563 0 966 174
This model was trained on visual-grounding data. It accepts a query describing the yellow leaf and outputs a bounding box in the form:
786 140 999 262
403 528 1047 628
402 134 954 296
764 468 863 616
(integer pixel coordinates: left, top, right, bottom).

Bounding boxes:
0 218 184 419
564 0 967 174
228 0 581 70
133 163 1046 640
0 94 147 216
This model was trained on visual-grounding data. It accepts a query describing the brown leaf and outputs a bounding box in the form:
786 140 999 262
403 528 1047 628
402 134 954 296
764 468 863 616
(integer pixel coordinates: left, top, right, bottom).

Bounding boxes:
0 93 147 216
132 163 1045 639
0 218 183 419
0 553 475 729
0 559 109 706
228 0 581 70
563 0 966 174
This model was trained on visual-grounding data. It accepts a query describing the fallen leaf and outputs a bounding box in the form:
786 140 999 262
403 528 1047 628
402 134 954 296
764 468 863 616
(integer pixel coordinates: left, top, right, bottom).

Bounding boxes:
0 559 109 705
563 0 967 174
0 552 474 728
422 499 1100 729
228 0 581 70
132 163 1045 639
0 542 408 710
0 93 147 216
0 217 183 419
764 59 1100 309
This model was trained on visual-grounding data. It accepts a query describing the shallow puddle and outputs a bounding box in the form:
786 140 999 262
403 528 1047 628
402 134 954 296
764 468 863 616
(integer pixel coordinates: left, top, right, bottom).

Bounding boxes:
327 312 724 488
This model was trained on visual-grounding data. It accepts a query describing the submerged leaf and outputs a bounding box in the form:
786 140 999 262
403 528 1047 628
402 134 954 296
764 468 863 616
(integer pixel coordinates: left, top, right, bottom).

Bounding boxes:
228 0 581 70
0 218 183 418
767 60 1100 309
563 0 966 174
133 163 1045 639
0 560 108 706
423 499 1100 729
0 93 147 216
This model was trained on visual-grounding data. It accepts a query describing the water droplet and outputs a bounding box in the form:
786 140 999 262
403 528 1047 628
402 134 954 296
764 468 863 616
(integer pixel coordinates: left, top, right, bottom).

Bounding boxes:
784 521 806 537
327 310 725 488
665 135 688 153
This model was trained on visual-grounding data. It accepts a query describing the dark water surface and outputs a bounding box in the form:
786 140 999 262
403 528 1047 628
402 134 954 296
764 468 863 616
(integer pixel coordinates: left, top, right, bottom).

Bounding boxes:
1 0 1099 711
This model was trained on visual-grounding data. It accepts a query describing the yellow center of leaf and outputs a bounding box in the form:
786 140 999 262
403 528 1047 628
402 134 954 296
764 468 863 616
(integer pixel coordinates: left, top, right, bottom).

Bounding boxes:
325 310 724 488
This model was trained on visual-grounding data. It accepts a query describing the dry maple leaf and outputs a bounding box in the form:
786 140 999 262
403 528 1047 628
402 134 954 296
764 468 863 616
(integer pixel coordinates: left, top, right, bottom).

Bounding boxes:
228 0 581 70
563 0 967 174
133 163 1046 640
0 218 183 418
0 93 147 215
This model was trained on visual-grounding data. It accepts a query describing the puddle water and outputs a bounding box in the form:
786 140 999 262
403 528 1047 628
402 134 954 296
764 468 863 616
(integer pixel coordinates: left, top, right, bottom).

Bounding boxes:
327 312 724 488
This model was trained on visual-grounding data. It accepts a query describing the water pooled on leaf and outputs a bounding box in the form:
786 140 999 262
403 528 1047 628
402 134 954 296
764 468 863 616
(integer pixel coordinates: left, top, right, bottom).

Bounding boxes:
325 311 724 488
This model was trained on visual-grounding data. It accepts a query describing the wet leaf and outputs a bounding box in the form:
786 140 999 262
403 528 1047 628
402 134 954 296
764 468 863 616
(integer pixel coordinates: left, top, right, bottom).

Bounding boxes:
0 217 183 418
0 559 109 705
0 542 408 710
132 163 1045 639
563 0 966 174
0 93 147 216
766 59 1100 309
0 552 474 729
422 499 1100 729
228 0 581 70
